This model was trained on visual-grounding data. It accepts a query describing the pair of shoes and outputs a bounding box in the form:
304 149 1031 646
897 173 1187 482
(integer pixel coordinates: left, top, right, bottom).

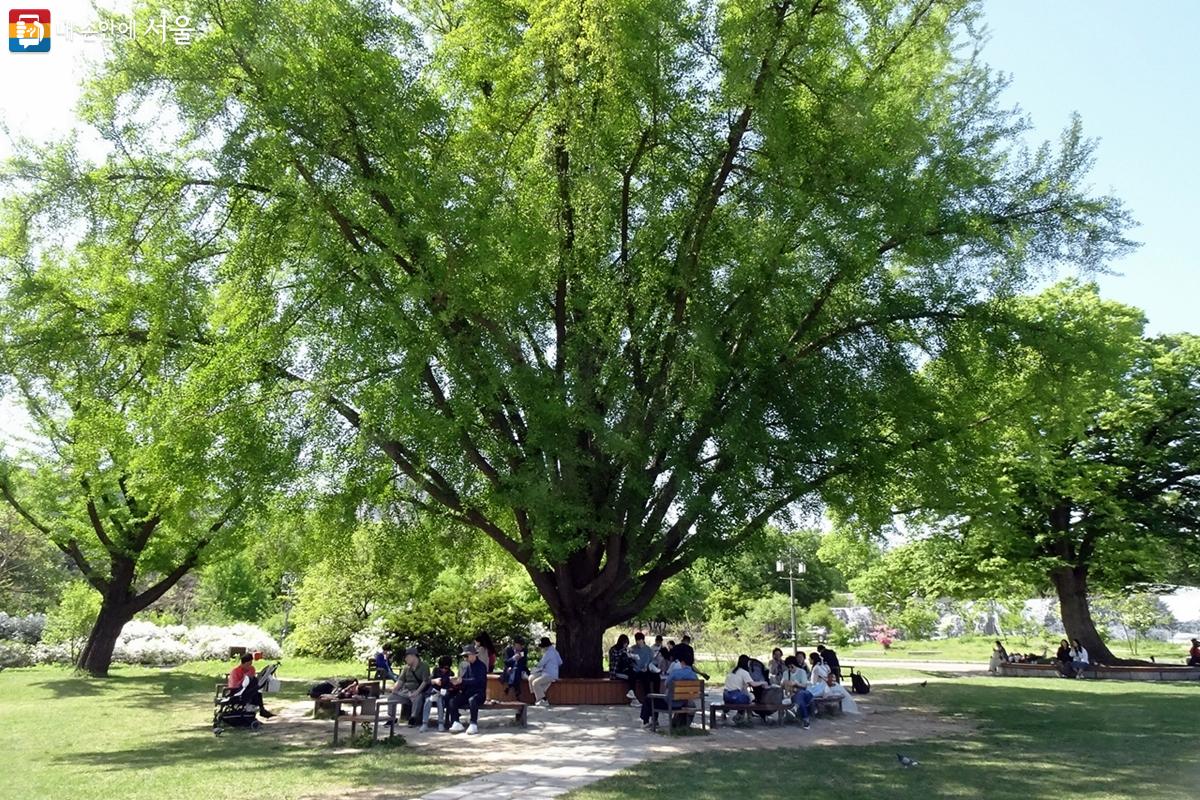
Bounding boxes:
626 689 637 700
466 723 478 735
408 719 421 727
448 721 465 733
536 699 550 708
259 710 275 719
418 724 429 733
802 719 811 729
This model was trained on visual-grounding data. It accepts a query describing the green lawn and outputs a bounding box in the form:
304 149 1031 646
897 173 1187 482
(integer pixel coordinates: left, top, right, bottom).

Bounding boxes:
836 637 1188 663
0 662 464 800
567 677 1200 800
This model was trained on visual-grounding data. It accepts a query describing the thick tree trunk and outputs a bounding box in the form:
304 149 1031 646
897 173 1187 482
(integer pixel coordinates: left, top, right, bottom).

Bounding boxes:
78 601 134 677
1049 564 1123 666
553 614 611 679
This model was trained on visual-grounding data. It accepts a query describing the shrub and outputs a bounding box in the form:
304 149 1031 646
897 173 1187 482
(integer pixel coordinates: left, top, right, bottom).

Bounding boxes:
0 640 34 668
41 582 101 663
0 612 46 644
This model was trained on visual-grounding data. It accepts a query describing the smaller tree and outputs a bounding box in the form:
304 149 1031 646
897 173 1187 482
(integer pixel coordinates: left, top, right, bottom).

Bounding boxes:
42 582 101 664
1097 593 1174 655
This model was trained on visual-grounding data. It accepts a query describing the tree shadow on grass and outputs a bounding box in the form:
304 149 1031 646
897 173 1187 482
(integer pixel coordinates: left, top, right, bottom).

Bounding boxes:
574 681 1200 800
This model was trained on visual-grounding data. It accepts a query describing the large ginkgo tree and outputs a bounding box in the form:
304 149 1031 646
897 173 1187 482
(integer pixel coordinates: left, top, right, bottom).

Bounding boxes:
37 0 1133 674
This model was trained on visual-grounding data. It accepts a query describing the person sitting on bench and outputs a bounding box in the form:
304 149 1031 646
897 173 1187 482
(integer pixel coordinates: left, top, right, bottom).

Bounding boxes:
448 645 488 734
723 654 765 720
386 647 431 727
639 648 699 727
1187 639 1200 667
501 637 529 698
228 654 274 718
374 644 398 681
808 651 859 714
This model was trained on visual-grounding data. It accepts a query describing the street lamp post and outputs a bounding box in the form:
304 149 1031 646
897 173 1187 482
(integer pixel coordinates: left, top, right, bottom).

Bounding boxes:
776 559 806 656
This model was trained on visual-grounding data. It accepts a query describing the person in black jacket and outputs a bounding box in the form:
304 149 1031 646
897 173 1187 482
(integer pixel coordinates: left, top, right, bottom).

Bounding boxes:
816 644 841 681
1055 639 1074 677
448 645 488 734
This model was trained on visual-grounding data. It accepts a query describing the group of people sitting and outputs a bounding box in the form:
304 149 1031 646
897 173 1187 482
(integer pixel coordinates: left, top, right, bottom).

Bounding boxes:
606 631 711 702
372 632 563 735
721 645 859 726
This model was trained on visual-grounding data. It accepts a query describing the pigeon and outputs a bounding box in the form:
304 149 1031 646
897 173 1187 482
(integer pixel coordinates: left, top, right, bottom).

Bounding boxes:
919 680 927 687
897 753 920 768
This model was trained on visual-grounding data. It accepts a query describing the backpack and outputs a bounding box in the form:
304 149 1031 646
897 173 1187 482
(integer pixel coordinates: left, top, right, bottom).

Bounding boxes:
849 667 870 695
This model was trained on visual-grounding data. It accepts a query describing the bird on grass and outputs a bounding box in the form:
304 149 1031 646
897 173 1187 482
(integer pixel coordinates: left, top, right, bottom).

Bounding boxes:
919 680 927 687
897 754 920 768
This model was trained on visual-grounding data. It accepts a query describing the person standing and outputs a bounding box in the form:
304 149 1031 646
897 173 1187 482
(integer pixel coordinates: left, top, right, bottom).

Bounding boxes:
529 636 562 707
448 645 488 734
628 631 658 696
386 647 431 727
816 644 841 681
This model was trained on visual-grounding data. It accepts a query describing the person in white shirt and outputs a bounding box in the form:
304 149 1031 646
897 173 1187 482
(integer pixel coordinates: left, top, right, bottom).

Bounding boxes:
1070 639 1090 678
808 652 859 714
529 636 562 707
723 654 764 706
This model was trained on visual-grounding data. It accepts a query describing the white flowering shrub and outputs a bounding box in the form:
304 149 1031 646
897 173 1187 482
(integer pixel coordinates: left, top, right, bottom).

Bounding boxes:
351 619 387 662
32 642 72 664
184 623 282 660
0 613 46 644
0 640 34 668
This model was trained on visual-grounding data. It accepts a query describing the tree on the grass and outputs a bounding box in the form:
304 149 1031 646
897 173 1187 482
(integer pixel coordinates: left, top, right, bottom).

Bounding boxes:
846 284 1200 664
64 0 1131 675
1094 593 1175 656
0 151 297 676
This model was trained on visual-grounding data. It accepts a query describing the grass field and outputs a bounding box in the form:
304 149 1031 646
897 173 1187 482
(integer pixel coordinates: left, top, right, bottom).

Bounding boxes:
567 677 1200 800
0 661 464 800
836 637 1189 663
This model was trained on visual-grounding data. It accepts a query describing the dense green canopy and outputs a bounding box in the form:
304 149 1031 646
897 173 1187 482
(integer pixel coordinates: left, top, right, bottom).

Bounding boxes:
4 0 1133 673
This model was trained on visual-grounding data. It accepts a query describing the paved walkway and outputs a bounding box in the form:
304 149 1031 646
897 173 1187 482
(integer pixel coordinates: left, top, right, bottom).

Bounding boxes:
284 687 969 800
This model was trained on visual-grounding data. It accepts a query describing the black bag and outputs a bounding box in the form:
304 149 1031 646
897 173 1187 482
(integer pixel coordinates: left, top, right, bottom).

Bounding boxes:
849 667 870 695
308 681 334 699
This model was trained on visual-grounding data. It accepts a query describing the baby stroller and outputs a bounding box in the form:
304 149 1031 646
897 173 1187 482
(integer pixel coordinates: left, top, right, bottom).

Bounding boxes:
213 662 280 735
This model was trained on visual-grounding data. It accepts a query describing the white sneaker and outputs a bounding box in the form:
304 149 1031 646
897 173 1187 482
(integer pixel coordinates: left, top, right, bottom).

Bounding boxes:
626 689 637 700
448 721 465 733
466 723 478 735
418 724 428 733
536 699 550 708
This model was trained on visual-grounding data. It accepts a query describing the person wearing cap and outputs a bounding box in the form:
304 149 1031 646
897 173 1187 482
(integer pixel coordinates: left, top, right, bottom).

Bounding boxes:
448 645 488 734
227 653 274 718
1187 638 1200 666
529 636 562 707
386 647 431 728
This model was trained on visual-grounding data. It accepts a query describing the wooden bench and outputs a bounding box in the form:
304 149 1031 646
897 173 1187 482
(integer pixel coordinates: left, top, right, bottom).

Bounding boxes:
709 702 787 727
313 681 383 719
813 696 843 716
332 696 387 744
480 699 528 727
485 674 646 705
645 679 706 733
365 659 391 691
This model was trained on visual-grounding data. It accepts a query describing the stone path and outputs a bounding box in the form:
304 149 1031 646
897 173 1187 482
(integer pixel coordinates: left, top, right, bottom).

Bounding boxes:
285 687 969 800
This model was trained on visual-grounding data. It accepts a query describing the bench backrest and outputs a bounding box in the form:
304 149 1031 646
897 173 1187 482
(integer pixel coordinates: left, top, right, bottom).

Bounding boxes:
668 679 704 703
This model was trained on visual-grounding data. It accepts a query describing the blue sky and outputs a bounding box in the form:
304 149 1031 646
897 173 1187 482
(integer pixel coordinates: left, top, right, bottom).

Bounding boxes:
981 0 1198 335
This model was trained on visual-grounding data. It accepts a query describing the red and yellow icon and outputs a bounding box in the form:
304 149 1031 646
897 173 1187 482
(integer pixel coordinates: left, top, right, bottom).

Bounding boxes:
9 8 51 52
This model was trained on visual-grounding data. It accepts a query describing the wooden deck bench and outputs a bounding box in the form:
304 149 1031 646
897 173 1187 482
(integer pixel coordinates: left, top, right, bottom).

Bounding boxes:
485 674 647 705
709 702 787 727
645 679 706 733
